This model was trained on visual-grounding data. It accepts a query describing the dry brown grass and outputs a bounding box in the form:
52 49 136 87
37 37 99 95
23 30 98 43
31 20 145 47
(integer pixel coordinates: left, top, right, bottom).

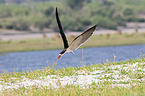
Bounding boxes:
0 33 145 52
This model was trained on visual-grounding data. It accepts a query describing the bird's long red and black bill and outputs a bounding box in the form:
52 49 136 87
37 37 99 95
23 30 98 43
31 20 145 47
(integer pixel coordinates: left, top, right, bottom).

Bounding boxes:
57 54 61 61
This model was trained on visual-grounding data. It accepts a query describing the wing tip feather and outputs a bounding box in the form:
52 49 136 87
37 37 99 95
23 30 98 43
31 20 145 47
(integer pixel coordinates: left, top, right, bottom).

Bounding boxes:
92 24 97 30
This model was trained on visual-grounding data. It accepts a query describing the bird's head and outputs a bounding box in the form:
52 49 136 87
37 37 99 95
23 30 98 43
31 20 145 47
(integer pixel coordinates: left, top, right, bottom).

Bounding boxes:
57 49 66 61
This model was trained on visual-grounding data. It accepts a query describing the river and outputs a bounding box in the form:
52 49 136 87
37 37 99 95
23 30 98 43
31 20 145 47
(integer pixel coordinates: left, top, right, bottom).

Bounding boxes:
0 44 145 73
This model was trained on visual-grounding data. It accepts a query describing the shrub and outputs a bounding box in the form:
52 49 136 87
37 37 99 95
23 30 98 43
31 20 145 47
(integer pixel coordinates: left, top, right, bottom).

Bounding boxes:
115 30 122 35
123 8 134 16
105 33 110 38
91 15 116 29
12 20 30 30
34 21 48 30
124 33 134 38
44 6 54 17
0 24 2 28
5 24 13 29
0 8 12 18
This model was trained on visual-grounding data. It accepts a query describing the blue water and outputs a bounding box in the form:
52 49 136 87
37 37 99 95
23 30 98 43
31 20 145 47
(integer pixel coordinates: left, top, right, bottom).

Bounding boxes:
0 44 145 73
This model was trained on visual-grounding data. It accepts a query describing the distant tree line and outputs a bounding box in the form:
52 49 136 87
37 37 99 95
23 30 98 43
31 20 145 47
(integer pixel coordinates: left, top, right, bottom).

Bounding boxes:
0 0 145 31
0 0 59 4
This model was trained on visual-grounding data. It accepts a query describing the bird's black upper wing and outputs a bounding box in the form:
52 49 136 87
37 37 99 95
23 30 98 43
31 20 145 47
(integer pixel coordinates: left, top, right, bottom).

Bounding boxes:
56 8 69 49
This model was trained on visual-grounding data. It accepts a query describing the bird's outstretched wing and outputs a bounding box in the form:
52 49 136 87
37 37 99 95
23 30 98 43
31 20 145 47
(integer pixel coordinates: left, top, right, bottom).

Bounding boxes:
56 8 69 49
68 25 97 51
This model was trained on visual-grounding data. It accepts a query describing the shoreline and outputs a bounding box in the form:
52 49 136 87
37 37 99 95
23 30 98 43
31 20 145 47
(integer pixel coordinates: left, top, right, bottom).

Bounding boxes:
1 43 145 53
0 27 145 41
0 33 145 53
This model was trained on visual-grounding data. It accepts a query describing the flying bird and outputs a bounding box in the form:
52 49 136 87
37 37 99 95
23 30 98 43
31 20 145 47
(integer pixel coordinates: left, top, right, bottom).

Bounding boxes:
56 8 97 61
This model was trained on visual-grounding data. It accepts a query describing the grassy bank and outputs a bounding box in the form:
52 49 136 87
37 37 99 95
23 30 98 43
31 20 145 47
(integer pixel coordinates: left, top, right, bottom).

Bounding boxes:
0 33 145 52
0 58 145 95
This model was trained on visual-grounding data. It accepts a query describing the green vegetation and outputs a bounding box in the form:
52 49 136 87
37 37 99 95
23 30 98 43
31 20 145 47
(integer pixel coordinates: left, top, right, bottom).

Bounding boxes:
0 58 145 95
0 0 145 31
0 33 145 52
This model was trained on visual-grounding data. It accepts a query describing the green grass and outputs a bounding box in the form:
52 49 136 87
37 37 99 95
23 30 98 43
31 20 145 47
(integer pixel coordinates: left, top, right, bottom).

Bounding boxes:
0 33 145 52
0 58 145 95
2 84 145 96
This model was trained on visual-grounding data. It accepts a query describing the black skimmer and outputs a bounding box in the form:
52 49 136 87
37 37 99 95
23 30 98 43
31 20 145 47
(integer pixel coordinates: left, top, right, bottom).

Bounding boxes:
56 8 97 61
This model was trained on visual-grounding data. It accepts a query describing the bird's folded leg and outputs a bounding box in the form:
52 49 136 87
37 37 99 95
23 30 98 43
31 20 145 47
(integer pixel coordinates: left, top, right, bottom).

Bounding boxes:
71 51 75 54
